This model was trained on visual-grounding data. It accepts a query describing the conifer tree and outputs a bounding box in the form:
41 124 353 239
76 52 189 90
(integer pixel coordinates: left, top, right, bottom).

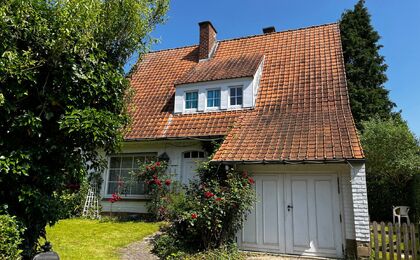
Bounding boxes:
340 0 395 128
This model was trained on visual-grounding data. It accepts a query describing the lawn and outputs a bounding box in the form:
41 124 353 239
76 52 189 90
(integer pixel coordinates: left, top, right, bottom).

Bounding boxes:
43 218 160 260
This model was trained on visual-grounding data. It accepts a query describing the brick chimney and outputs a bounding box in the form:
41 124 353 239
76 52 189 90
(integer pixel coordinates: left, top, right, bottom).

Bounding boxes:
198 21 217 61
263 26 276 34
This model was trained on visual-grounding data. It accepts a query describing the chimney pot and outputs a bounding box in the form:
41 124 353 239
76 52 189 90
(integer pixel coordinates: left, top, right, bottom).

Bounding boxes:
198 21 217 61
263 26 276 34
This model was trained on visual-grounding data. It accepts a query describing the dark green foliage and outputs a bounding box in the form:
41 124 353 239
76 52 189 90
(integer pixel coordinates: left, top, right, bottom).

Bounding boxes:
340 0 395 128
361 117 420 220
0 0 168 258
153 161 256 258
0 214 25 259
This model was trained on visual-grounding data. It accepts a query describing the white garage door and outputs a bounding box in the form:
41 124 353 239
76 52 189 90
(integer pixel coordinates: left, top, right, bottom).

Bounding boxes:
239 174 343 258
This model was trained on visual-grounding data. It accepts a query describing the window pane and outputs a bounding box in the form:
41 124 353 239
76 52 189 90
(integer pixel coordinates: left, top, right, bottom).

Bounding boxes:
208 90 213 99
110 157 120 168
199 152 204 158
214 97 220 107
237 96 243 105
192 100 198 108
191 151 198 158
237 87 243 96
184 152 190 158
230 97 236 106
230 88 236 97
107 182 118 194
108 169 120 181
121 157 133 168
130 182 144 195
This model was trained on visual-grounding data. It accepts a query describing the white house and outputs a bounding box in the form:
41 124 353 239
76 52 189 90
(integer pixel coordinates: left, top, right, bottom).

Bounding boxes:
99 21 370 258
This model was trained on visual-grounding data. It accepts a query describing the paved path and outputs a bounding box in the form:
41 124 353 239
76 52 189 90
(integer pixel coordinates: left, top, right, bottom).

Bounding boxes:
120 234 158 260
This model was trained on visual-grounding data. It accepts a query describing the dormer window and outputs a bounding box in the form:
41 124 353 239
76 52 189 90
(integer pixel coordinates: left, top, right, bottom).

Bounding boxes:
207 89 221 108
229 86 243 106
185 91 198 109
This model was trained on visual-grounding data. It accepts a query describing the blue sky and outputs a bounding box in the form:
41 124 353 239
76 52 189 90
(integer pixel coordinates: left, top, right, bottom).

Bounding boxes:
125 0 420 137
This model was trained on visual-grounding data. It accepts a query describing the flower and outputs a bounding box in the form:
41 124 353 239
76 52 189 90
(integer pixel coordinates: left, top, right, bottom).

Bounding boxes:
152 175 157 179
191 213 198 219
204 191 214 198
215 197 223 202
165 179 171 186
248 177 255 185
155 179 162 186
156 161 161 166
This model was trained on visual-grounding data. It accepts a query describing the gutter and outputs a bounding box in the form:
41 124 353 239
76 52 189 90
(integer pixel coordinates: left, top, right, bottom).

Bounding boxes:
211 158 366 165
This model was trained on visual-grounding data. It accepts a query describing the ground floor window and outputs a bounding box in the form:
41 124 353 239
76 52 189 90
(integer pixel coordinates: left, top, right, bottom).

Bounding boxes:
107 153 157 196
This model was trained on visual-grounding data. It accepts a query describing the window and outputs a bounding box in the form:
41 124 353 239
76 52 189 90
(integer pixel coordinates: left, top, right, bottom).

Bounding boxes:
207 89 221 108
230 86 243 106
185 91 198 109
183 151 205 159
107 153 157 196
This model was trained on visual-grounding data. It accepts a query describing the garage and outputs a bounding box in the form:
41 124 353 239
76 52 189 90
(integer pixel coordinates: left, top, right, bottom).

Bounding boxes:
239 173 344 258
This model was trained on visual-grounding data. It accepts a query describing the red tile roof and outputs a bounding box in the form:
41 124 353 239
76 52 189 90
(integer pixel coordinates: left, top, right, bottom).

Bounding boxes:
126 23 364 161
175 53 264 85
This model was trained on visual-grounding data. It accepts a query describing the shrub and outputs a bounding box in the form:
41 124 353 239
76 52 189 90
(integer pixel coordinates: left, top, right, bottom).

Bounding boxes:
132 161 176 220
58 180 90 218
0 214 25 259
361 117 420 220
153 161 256 257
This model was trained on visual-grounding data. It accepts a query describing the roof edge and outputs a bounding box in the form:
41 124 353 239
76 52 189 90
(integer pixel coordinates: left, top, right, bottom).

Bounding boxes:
210 158 366 164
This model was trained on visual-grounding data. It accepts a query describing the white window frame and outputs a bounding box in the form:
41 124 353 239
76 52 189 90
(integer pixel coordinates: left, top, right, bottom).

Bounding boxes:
206 88 221 109
229 85 243 108
104 153 157 199
184 90 199 112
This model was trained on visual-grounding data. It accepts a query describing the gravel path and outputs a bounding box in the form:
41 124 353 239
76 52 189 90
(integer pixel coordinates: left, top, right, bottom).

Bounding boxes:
120 233 158 260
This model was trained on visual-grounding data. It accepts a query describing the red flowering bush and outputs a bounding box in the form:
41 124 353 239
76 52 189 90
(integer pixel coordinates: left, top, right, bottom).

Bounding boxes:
153 161 256 257
132 160 174 220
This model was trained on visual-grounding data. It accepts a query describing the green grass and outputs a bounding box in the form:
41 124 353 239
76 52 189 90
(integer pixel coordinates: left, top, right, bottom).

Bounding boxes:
44 218 160 260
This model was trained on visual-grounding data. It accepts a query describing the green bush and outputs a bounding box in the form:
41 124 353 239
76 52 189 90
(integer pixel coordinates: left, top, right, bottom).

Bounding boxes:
0 214 25 259
153 161 256 258
58 180 90 219
361 117 420 220
132 161 177 220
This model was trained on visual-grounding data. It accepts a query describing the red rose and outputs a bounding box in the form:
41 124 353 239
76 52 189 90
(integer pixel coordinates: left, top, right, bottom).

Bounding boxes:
165 179 171 186
191 213 198 219
151 166 156 171
156 161 161 166
204 191 214 198
153 175 157 179
155 179 162 186
248 177 255 184
215 197 223 202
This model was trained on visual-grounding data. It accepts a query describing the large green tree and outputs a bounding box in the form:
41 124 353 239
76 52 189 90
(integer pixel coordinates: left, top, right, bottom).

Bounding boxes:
340 0 395 128
0 0 168 258
361 117 420 221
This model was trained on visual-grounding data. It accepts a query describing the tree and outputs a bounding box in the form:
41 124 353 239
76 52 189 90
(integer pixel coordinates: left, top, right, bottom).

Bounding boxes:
340 0 396 128
0 0 168 258
361 117 420 220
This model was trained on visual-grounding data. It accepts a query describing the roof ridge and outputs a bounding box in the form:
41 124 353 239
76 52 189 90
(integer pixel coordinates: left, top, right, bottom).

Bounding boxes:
147 22 339 54
218 22 339 43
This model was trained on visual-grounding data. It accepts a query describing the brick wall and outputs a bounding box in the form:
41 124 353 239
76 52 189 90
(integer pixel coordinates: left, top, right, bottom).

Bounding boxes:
350 162 370 242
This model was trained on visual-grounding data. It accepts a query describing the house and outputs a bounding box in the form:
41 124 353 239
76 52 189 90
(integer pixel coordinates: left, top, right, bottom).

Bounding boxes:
99 21 370 258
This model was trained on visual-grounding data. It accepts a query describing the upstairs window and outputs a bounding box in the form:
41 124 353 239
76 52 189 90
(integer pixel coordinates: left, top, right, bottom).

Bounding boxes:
207 89 221 108
185 91 198 109
230 86 243 106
